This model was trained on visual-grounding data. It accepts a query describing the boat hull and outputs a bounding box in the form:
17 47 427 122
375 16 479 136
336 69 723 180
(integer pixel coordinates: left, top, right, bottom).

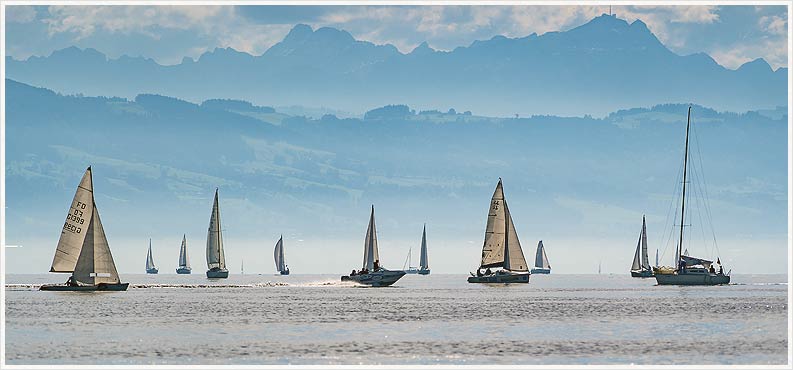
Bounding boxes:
176 267 192 274
530 268 551 274
631 269 654 278
206 268 229 279
146 268 158 274
468 271 530 284
279 270 290 276
655 272 730 285
417 269 430 275
404 268 430 275
40 282 129 291
341 269 406 287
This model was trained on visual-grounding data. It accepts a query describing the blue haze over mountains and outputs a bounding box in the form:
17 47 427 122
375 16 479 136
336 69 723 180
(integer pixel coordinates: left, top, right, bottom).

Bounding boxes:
4 79 787 274
5 14 787 117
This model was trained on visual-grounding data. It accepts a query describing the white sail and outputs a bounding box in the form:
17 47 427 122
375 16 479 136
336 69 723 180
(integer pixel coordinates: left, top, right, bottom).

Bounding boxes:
534 240 551 269
502 200 528 272
631 234 642 271
655 248 659 268
178 234 190 268
146 239 156 270
640 216 650 270
72 204 120 285
362 206 379 270
50 167 94 273
480 179 507 268
419 224 429 270
274 236 286 272
206 189 226 269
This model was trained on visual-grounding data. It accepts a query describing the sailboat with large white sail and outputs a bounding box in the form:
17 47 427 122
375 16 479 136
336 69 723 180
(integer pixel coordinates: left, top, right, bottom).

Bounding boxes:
630 216 653 277
41 167 129 291
341 205 406 286
654 107 729 285
403 225 430 275
205 189 229 279
468 178 530 284
531 240 551 274
274 235 290 275
176 234 191 274
145 238 158 274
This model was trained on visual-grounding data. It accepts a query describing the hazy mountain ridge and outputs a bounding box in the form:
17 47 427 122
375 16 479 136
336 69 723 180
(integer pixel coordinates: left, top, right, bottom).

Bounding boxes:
5 14 787 117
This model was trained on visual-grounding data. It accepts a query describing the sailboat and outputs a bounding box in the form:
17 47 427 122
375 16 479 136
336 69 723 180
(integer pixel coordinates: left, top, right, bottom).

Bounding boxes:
40 167 129 291
176 234 191 274
468 178 530 284
341 205 406 286
145 239 158 274
274 235 290 275
205 188 229 279
654 107 729 285
630 216 653 277
530 240 551 274
403 225 430 275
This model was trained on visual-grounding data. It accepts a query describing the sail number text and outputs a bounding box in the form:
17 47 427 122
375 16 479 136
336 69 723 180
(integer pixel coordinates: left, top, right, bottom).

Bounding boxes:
63 201 88 234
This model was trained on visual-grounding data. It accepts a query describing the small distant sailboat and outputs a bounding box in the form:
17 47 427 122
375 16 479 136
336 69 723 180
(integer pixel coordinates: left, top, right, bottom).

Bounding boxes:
341 206 406 287
598 261 602 274
654 107 729 286
40 167 129 291
274 235 290 275
530 240 551 274
176 234 191 274
630 216 653 278
205 189 229 279
145 239 159 274
468 178 530 284
403 225 430 275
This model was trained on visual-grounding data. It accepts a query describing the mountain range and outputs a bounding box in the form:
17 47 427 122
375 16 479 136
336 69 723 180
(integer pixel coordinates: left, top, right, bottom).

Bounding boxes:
4 79 787 274
5 14 787 117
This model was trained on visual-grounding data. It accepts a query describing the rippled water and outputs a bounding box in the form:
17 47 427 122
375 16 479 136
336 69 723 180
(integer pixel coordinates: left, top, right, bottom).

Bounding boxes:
4 273 788 365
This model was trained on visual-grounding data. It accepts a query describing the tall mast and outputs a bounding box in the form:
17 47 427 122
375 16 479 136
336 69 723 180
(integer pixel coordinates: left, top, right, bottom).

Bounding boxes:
677 106 692 266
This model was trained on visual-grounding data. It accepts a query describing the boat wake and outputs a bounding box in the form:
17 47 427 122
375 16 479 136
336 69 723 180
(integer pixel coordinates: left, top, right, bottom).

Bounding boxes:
130 282 290 288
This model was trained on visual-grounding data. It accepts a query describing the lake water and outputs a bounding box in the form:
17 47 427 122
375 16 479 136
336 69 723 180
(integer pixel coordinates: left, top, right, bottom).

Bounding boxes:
4 273 788 365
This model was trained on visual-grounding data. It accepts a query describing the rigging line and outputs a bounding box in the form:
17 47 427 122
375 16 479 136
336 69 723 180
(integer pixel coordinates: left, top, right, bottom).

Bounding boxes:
691 119 722 258
660 153 685 264
689 161 713 258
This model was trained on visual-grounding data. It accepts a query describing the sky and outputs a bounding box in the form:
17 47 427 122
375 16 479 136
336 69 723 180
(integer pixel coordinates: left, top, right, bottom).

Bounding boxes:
4 4 789 70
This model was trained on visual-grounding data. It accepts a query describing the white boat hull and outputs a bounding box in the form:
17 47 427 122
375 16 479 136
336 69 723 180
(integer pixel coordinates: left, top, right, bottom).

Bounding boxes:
655 272 730 285
468 270 530 284
341 269 406 287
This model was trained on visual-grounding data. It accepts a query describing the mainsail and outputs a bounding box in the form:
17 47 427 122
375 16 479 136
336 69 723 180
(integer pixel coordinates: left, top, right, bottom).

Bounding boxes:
362 206 380 270
146 239 156 270
274 236 286 272
206 189 226 269
419 224 429 270
72 203 121 285
640 216 650 270
480 180 507 268
502 200 528 272
50 167 94 273
535 240 550 269
178 234 190 269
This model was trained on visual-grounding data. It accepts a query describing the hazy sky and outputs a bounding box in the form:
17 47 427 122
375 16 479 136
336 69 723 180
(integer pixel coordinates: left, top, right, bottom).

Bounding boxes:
5 5 789 69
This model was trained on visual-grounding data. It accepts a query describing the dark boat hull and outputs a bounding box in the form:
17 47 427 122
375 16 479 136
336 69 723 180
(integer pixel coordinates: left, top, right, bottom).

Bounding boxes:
631 269 654 278
341 269 406 287
530 268 551 274
655 272 730 285
40 283 129 291
468 271 530 284
279 270 290 275
417 269 430 275
146 268 158 274
206 268 229 279
176 268 192 274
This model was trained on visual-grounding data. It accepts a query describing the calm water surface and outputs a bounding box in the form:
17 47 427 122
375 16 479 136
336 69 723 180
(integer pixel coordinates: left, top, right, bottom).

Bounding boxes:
4 273 788 365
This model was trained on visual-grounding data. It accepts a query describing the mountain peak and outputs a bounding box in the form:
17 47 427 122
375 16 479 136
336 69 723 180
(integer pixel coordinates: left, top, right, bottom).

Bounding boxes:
284 23 314 43
411 41 435 55
737 58 772 73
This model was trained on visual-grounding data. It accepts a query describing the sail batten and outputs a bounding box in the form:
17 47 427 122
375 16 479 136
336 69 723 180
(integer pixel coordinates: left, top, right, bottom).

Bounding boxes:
50 167 94 273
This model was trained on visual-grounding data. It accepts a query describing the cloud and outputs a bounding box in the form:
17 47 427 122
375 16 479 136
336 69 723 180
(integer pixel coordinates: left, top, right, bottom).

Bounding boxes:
6 5 37 23
710 37 787 70
759 14 787 35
